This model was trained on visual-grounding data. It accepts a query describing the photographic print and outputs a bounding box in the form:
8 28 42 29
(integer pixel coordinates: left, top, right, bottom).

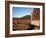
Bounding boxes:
5 1 45 37
12 7 40 31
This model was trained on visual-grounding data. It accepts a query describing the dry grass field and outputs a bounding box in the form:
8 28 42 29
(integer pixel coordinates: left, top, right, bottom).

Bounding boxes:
13 18 40 30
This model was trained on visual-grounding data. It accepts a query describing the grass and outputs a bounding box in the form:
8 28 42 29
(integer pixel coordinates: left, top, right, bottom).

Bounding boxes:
15 22 31 26
13 22 40 30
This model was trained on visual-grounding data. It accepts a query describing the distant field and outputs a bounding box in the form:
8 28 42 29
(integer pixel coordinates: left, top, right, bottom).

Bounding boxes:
13 22 40 31
13 22 30 30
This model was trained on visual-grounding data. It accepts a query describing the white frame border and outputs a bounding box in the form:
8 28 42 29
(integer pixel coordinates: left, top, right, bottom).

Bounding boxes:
10 4 43 34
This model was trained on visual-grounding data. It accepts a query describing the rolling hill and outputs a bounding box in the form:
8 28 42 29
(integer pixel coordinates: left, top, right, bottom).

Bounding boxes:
13 15 31 19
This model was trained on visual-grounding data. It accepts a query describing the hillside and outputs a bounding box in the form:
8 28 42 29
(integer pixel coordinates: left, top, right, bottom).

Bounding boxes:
20 15 31 19
13 15 31 19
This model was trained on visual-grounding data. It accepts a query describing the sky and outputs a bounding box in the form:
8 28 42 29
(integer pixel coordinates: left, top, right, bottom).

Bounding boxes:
12 7 33 18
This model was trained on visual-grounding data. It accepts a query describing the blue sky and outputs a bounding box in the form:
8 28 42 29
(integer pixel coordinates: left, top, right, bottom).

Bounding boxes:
12 7 33 18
